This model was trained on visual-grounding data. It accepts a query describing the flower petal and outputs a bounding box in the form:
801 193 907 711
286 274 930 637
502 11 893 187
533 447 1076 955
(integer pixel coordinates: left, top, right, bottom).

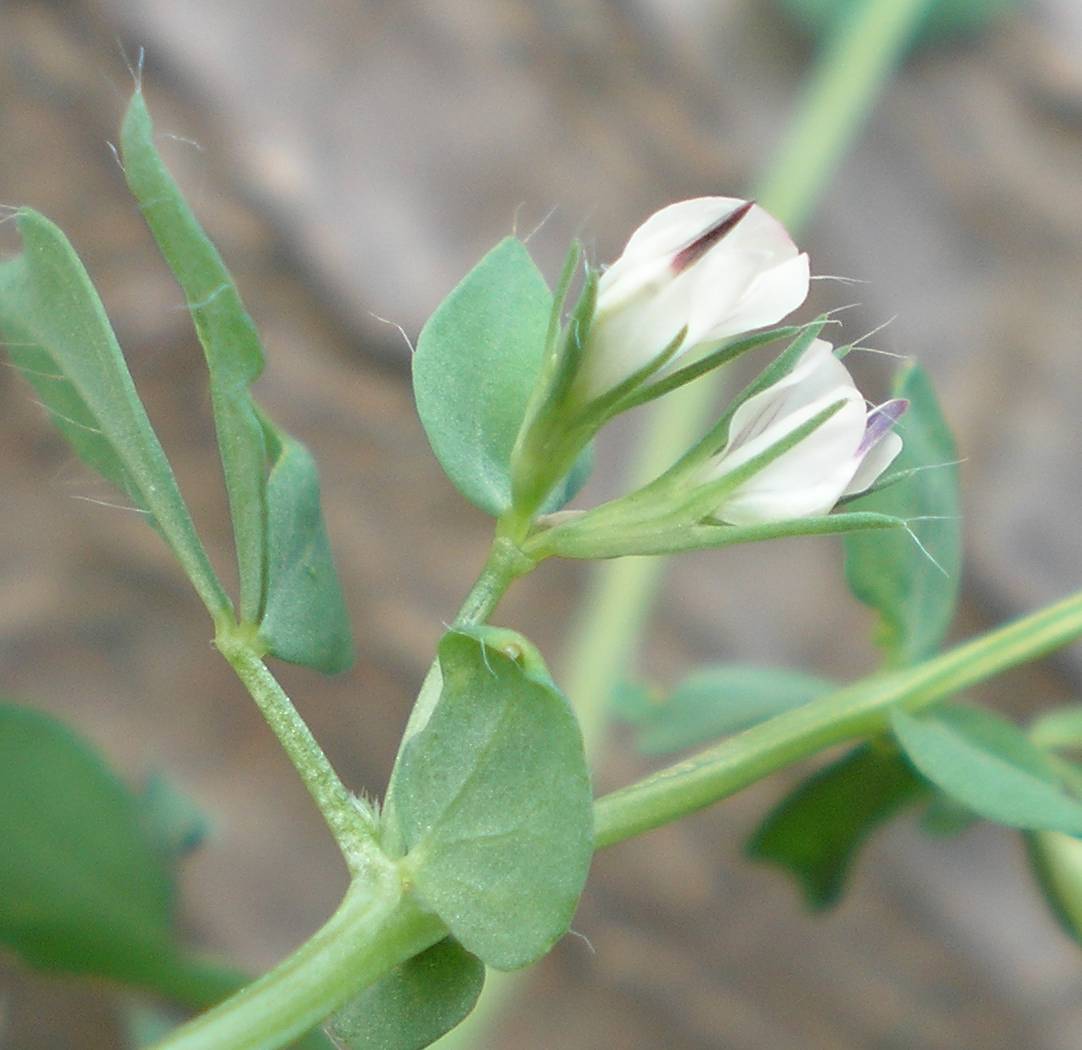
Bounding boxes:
844 429 904 497
692 252 810 346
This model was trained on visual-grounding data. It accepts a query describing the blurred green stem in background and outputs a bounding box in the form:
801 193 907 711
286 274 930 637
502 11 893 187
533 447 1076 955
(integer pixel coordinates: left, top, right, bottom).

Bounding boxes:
439 0 935 1045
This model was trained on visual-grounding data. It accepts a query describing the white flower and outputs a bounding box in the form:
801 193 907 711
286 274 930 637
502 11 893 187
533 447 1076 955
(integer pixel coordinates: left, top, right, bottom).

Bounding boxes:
574 197 810 400
705 339 906 525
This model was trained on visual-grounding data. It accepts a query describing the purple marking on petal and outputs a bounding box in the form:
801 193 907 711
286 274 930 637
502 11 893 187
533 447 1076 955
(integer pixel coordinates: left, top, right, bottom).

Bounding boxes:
671 200 755 274
857 398 908 456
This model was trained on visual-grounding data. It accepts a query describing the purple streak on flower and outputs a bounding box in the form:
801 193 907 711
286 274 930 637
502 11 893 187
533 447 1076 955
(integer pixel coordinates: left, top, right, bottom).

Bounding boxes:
572 197 811 400
670 200 755 274
857 398 909 456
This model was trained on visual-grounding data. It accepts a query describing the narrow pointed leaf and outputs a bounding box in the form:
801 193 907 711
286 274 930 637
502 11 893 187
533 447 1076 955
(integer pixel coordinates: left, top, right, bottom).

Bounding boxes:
891 705 1082 833
326 938 485 1050
0 210 228 616
1026 830 1082 948
413 238 590 516
389 627 593 970
747 744 926 908
844 363 961 665
121 89 267 623
120 91 352 669
614 665 835 755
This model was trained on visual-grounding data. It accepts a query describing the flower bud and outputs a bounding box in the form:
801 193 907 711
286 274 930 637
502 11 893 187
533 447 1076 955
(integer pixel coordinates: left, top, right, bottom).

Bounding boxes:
574 197 810 401
704 339 906 525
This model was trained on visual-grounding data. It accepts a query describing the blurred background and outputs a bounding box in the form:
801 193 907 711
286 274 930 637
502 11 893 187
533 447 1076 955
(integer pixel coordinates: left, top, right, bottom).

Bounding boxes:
2 0 1082 1046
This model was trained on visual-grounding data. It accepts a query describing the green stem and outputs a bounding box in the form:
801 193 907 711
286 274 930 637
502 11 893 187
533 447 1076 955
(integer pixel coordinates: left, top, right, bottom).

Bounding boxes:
135 957 250 1014
150 874 446 1050
217 637 377 871
595 588 1082 848
754 0 933 232
128 958 338 1050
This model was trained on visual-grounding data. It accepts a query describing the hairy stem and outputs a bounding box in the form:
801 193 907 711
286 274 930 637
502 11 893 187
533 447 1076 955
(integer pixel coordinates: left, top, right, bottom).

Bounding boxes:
595 588 1082 847
216 633 378 871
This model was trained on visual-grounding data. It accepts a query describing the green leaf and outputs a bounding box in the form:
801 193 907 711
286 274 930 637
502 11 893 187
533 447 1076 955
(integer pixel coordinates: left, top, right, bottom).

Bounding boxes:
919 791 980 837
891 705 1082 833
257 423 354 674
0 704 177 981
120 91 352 670
1029 704 1082 752
121 90 267 623
844 362 961 666
326 938 484 1050
614 665 835 755
747 744 925 908
139 773 210 861
389 627 593 970
0 210 229 617
413 238 588 516
1026 830 1082 948
123 1002 180 1048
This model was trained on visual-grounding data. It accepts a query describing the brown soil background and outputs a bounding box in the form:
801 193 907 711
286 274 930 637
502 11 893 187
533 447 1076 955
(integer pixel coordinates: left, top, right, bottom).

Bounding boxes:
2 2 1082 1047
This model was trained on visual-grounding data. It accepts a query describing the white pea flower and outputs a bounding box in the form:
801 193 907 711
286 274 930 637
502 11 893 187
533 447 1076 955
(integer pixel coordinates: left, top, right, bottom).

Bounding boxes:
705 339 906 525
575 197 810 400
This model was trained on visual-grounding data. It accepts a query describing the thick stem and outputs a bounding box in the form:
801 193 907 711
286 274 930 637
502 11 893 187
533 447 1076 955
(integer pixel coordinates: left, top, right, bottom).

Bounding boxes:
217 637 377 871
150 873 446 1050
594 588 1082 848
127 958 338 1050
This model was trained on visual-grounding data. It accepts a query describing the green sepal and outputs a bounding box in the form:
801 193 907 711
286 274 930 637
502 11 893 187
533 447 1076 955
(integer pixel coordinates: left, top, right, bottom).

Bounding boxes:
613 323 805 415
387 627 593 970
747 743 926 908
326 937 485 1050
508 254 599 521
677 315 832 471
531 508 906 561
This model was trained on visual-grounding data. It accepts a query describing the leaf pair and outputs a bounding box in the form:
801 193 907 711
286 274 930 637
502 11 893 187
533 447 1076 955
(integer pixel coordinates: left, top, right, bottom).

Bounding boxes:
0 91 351 673
119 91 351 672
0 703 339 1048
330 628 593 1048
